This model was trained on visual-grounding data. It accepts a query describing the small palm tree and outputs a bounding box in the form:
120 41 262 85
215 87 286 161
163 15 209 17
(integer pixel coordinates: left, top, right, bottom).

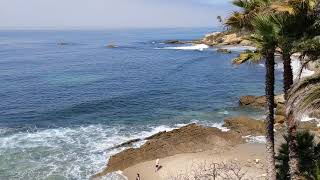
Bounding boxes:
276 131 320 180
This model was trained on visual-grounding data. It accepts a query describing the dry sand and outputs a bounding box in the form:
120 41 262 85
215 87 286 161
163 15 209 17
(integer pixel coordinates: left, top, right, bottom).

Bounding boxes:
123 143 267 180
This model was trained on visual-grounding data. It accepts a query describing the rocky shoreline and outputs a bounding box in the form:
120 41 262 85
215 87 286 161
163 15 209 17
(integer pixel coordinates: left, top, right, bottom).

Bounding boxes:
164 31 252 47
94 94 320 179
94 32 320 179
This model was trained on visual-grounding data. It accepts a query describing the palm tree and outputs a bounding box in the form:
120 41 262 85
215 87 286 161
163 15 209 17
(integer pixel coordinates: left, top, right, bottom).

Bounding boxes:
285 73 320 179
270 2 320 178
276 131 320 180
237 15 279 180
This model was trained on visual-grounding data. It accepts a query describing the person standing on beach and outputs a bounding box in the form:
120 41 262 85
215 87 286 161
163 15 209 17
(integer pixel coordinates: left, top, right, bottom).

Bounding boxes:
136 173 140 180
155 158 160 172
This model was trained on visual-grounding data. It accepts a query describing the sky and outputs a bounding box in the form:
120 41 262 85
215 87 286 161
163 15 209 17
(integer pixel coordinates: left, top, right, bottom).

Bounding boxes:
0 0 233 29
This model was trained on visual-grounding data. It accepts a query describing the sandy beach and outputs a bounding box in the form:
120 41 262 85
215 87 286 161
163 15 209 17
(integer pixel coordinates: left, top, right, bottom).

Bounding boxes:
123 143 267 180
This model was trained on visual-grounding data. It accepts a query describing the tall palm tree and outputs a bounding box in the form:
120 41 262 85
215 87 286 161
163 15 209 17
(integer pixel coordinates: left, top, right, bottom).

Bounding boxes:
270 1 320 178
226 2 279 179
250 15 279 180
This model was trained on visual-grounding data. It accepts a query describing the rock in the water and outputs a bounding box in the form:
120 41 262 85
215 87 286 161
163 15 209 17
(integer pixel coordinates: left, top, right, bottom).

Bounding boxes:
239 95 266 108
239 94 284 108
217 48 232 54
107 44 117 48
224 116 265 136
58 42 69 46
163 40 186 44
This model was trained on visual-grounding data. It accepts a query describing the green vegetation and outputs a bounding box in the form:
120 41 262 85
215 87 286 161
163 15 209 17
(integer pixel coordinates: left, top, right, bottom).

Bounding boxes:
276 131 320 180
226 0 320 179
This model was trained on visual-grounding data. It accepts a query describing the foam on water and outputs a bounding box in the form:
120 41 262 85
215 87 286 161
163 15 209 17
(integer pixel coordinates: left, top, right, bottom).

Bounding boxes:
157 44 209 51
216 45 256 52
0 124 182 179
262 56 315 79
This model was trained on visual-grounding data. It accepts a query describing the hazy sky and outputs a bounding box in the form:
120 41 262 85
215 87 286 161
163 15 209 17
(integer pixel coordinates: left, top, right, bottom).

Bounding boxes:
0 0 233 29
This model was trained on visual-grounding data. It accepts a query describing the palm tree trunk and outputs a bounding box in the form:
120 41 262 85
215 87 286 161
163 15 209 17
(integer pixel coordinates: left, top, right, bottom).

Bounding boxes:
282 52 300 179
283 53 293 99
287 112 300 179
265 50 276 180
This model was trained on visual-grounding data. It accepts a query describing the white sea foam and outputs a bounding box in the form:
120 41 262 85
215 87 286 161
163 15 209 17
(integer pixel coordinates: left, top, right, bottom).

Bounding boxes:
0 119 237 179
217 45 256 52
157 44 209 51
0 123 185 179
291 56 315 79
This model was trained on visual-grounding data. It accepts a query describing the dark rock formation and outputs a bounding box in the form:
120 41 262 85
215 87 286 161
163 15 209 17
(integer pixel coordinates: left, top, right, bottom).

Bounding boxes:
217 48 232 54
163 40 187 44
111 138 141 150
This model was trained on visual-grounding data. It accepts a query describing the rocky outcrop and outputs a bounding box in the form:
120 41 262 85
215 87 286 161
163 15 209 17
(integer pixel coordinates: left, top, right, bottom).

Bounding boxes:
95 124 244 177
163 40 187 44
239 94 285 108
217 48 232 54
201 32 249 46
224 116 265 136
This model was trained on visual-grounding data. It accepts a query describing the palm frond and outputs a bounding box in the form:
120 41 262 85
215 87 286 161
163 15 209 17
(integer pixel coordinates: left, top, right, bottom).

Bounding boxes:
287 74 320 120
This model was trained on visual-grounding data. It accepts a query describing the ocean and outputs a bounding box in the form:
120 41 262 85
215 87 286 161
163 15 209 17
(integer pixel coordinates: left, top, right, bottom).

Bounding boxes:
0 28 283 179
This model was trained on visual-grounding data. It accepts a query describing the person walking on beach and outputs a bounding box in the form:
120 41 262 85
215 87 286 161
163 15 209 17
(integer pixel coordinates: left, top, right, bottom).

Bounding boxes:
136 173 140 180
155 158 160 172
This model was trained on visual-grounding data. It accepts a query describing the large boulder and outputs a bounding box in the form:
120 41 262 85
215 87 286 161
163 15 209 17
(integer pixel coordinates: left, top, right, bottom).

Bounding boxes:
239 95 266 108
224 116 265 136
239 94 285 108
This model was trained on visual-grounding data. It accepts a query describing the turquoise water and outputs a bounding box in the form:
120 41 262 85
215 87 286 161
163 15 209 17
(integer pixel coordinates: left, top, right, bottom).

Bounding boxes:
0 28 283 179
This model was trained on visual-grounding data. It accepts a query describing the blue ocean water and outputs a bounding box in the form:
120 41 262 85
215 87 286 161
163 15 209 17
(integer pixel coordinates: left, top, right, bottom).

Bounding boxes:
0 28 283 179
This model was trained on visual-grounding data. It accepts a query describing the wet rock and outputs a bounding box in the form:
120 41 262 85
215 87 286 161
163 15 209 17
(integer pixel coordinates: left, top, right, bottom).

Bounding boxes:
217 48 232 54
163 40 186 44
58 42 69 46
224 116 265 136
111 138 141 149
107 44 117 48
239 95 266 108
239 94 284 108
